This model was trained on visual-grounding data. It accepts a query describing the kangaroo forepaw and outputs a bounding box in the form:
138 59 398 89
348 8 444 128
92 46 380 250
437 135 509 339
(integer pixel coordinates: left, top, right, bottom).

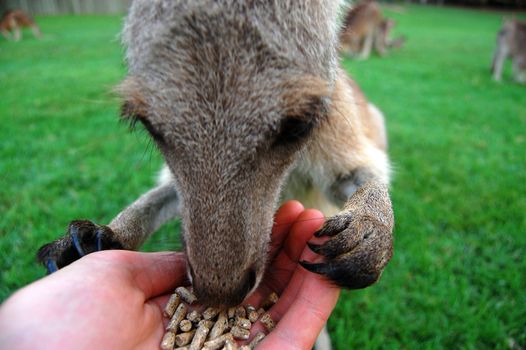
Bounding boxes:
301 210 393 289
37 220 123 273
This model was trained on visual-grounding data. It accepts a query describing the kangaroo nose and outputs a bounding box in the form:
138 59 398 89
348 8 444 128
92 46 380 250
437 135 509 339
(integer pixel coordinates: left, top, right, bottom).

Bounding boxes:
189 267 258 307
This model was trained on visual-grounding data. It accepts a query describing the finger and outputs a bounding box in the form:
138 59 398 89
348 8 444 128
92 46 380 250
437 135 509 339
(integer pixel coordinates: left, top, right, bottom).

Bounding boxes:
283 209 325 262
257 244 322 326
108 251 189 299
259 250 340 349
246 209 324 305
268 200 305 257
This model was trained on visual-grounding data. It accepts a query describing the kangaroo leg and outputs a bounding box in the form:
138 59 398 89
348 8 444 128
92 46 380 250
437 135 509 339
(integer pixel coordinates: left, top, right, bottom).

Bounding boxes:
492 34 508 81
358 31 374 60
37 167 180 273
12 25 21 42
301 72 393 290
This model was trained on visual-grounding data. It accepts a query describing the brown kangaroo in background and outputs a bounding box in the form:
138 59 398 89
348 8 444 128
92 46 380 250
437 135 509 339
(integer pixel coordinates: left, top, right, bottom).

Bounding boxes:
0 9 41 41
340 1 405 59
37 1 394 348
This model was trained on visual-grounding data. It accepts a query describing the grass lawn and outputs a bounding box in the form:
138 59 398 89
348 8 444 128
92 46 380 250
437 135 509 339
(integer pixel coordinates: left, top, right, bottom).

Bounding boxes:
1 5 525 349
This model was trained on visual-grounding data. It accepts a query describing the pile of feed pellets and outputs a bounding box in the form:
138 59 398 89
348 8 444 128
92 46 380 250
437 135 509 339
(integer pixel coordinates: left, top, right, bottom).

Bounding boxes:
161 286 278 350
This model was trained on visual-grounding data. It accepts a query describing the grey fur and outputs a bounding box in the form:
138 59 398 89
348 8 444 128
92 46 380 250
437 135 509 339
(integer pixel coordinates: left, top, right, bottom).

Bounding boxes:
492 18 526 83
119 0 345 306
38 2 395 348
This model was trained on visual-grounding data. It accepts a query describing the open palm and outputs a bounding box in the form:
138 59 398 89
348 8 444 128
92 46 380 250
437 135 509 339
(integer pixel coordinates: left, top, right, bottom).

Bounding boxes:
0 201 340 350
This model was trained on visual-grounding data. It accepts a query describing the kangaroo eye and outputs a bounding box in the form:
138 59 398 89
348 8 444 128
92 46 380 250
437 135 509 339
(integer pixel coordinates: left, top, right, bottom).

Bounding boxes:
273 93 328 147
120 102 166 145
273 117 314 147
137 117 166 145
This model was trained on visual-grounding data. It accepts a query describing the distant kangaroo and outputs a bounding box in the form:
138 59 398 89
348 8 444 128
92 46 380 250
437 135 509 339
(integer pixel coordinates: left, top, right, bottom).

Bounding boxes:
491 18 526 83
38 1 394 348
340 0 405 59
0 9 41 41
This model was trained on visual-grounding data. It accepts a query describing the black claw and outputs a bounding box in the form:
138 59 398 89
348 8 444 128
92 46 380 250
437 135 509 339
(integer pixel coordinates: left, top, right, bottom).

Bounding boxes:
70 225 86 257
299 261 330 275
96 229 103 251
314 229 325 237
307 242 324 255
314 226 332 237
314 217 350 237
46 259 58 274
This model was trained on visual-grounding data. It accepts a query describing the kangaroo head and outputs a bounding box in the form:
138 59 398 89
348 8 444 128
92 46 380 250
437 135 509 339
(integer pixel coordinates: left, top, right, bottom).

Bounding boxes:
120 0 341 306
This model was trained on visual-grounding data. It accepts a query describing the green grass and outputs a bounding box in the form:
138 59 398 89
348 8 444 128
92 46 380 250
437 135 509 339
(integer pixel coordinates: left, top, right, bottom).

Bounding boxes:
1 6 525 349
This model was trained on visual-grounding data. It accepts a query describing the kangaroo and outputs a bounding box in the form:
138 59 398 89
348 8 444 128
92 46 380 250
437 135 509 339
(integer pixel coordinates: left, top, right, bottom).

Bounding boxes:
491 18 526 83
340 1 404 59
0 9 41 41
37 1 394 347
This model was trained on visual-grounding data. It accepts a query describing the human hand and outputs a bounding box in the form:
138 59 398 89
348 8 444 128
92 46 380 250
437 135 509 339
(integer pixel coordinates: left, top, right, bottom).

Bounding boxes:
244 200 341 349
0 201 339 350
0 250 188 349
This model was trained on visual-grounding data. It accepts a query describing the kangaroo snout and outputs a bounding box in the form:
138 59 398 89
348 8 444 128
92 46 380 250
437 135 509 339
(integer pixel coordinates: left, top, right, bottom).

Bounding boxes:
189 261 258 307
180 195 274 307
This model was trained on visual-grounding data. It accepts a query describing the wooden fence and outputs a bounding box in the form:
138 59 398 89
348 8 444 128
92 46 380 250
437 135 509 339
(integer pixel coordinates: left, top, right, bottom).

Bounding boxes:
0 0 133 15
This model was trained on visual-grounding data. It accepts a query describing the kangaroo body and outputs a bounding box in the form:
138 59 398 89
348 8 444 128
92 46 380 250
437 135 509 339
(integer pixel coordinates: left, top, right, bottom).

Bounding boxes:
38 1 394 348
0 9 41 41
340 1 405 59
492 18 526 83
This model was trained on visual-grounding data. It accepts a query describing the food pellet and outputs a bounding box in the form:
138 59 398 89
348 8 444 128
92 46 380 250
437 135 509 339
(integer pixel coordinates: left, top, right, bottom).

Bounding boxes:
245 305 256 313
259 313 275 331
176 287 198 305
198 319 214 329
202 333 234 350
176 330 196 347
235 317 251 330
248 332 265 349
167 303 188 332
227 307 237 319
261 292 278 310
189 323 210 350
224 339 239 350
161 290 279 350
230 326 250 340
180 319 193 332
187 310 202 324
245 305 258 323
164 293 182 318
161 331 176 350
247 310 259 323
203 307 221 320
234 306 246 319
209 311 228 340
